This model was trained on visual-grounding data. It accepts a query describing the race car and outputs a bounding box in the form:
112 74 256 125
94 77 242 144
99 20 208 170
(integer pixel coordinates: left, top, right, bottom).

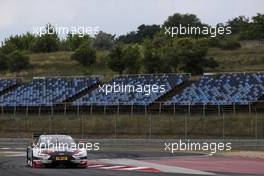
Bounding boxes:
27 134 88 168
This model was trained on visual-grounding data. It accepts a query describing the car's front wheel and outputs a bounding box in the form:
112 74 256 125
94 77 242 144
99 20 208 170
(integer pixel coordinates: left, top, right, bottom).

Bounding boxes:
26 152 33 167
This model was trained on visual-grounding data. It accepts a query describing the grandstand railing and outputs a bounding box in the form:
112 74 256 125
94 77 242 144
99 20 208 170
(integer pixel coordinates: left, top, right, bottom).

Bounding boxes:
112 73 191 78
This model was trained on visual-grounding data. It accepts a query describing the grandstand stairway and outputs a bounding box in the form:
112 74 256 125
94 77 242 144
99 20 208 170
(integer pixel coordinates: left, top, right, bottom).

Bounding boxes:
148 80 196 109
61 81 101 104
0 83 21 96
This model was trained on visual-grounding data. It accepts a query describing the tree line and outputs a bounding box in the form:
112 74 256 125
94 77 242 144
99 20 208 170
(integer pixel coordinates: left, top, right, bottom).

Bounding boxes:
0 13 263 75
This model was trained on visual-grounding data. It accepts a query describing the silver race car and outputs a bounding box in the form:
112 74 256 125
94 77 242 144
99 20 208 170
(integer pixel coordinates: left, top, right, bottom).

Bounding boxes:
27 134 88 168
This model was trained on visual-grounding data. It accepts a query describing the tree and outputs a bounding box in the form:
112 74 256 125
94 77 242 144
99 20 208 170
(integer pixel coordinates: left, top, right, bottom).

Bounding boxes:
71 43 96 66
30 24 60 53
8 51 30 72
117 31 141 44
141 38 165 73
175 38 218 75
143 47 164 73
123 45 141 74
93 31 115 50
65 33 91 51
137 24 161 41
163 13 202 28
162 13 204 38
107 44 126 75
227 16 249 34
117 24 161 44
0 42 18 55
0 52 9 71
160 46 180 72
250 13 264 41
3 33 35 51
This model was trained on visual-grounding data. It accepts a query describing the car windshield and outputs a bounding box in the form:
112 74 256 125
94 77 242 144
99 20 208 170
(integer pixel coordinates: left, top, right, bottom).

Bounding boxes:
38 135 75 148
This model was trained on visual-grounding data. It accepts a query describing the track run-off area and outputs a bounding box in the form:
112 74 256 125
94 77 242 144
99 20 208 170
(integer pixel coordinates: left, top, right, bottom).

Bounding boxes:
1 139 264 176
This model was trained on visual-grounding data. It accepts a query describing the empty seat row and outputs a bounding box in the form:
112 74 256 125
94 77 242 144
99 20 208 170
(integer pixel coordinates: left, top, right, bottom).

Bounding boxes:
74 74 189 106
165 73 264 105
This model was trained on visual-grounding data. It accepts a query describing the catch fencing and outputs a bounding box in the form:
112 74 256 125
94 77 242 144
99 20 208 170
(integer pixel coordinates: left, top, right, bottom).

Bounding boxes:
0 101 263 139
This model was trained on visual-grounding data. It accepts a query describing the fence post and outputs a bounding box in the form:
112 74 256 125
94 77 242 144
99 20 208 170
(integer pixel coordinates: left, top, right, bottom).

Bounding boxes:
159 102 161 116
26 105 29 118
13 106 16 118
144 104 147 117
51 105 54 116
49 112 52 133
114 114 117 138
203 104 206 116
145 104 147 138
1 105 3 117
25 106 28 132
218 104 220 116
173 103 176 116
255 109 258 139
77 104 80 118
188 102 191 116
149 114 152 139
81 114 84 139
117 103 120 116
222 109 225 139
38 106 41 117
64 102 67 116
249 103 251 116
90 104 93 116
185 113 187 139
130 103 134 116
203 104 206 138
233 103 236 115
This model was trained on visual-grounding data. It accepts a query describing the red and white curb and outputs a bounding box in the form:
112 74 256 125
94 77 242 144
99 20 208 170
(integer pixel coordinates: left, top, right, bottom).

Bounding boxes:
87 164 160 172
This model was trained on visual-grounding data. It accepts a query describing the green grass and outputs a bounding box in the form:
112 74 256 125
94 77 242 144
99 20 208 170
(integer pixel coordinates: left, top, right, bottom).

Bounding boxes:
207 45 264 73
1 51 115 81
0 112 263 139
0 42 263 80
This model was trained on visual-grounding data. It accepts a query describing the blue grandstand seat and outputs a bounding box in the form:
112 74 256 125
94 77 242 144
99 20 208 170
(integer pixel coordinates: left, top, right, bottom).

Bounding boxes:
165 73 264 106
73 74 189 106
0 77 100 106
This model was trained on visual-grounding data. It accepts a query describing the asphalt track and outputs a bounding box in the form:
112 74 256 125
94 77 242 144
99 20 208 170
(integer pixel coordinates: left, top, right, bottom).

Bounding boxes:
0 151 213 176
1 151 263 176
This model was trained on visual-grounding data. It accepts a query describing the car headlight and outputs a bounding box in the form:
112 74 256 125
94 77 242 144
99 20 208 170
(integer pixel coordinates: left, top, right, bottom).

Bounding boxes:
37 149 52 157
73 149 86 157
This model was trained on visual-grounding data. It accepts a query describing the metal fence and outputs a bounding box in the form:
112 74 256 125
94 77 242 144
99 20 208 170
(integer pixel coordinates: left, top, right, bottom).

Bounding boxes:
0 101 264 139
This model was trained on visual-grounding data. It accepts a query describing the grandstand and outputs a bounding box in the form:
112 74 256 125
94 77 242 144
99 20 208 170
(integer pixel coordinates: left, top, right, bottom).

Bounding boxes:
0 72 264 109
73 74 190 106
0 77 100 106
165 72 264 106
